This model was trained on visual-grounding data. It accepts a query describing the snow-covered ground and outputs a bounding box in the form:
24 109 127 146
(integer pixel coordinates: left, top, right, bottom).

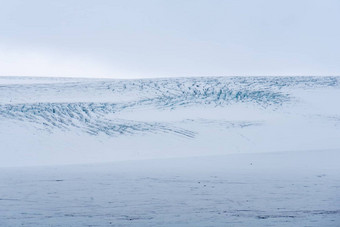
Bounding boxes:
0 150 339 226
0 76 339 226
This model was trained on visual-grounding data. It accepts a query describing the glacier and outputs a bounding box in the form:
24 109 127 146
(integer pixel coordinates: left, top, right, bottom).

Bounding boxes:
0 76 340 166
0 76 340 226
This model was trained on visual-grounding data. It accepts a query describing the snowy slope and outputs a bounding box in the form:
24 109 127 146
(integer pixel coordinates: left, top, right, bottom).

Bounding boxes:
0 76 340 166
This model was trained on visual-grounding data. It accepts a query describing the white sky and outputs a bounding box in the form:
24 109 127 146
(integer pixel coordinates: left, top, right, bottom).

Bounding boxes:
0 0 340 78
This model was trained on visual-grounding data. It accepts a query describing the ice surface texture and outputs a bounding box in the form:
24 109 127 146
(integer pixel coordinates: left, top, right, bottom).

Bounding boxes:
0 76 338 136
0 76 340 166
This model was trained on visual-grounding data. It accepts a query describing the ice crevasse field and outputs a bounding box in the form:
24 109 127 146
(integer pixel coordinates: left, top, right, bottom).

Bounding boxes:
0 76 339 226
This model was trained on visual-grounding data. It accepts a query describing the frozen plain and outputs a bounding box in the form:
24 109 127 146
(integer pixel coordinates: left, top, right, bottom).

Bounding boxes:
0 76 340 226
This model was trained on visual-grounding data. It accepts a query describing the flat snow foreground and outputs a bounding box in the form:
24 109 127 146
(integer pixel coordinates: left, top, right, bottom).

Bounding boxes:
0 150 339 226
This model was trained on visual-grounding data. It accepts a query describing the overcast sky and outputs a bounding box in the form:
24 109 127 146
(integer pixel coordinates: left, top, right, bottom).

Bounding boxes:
0 0 340 78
